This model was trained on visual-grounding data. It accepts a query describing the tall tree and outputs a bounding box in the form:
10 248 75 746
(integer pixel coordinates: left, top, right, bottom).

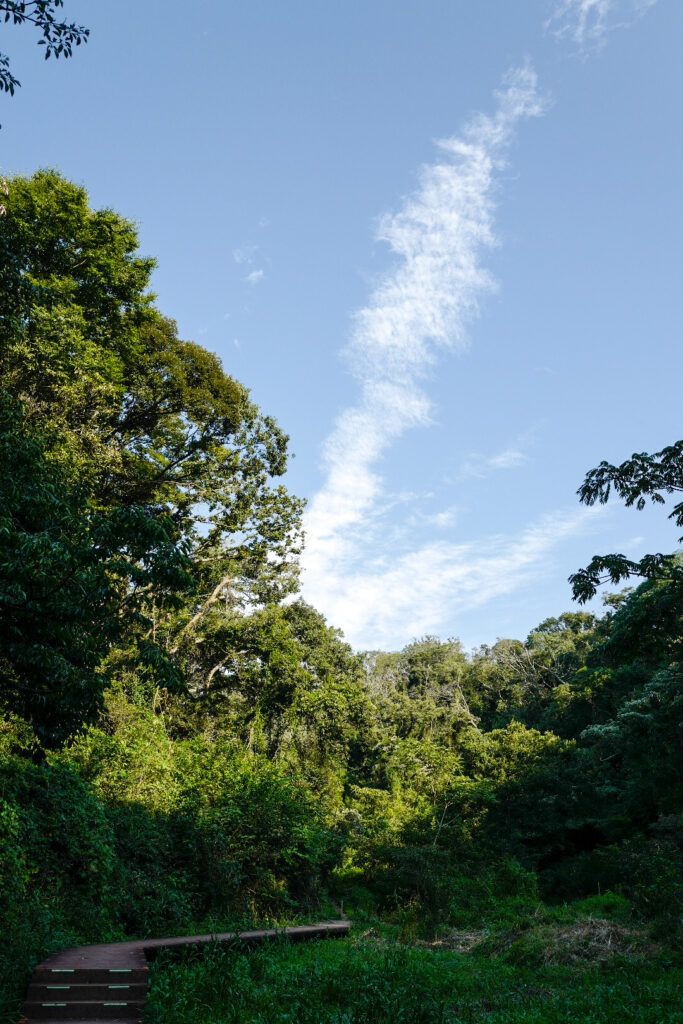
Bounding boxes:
0 170 304 737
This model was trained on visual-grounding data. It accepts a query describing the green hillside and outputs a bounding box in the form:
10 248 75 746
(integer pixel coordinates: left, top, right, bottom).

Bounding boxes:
1 172 681 1023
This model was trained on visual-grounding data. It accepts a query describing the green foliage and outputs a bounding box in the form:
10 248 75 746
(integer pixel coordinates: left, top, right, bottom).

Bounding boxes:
0 2 88 105
465 612 600 730
0 708 339 1016
0 392 191 743
350 581 682 944
570 439 683 601
161 600 369 807
1 169 303 609
63 695 338 921
0 170 305 737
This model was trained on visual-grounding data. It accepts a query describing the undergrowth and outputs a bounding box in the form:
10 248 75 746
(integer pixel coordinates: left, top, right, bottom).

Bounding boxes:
144 933 682 1024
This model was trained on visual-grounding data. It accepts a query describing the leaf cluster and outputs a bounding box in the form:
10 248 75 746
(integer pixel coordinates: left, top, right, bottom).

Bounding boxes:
570 440 683 601
0 1 88 98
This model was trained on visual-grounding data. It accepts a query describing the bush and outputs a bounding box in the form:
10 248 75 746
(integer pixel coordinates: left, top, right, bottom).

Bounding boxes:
0 711 339 1019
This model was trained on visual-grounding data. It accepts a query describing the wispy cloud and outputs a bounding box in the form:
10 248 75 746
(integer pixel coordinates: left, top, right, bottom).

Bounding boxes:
427 505 459 529
232 245 259 265
546 0 657 52
302 65 548 648
459 445 529 480
234 244 266 284
312 509 598 651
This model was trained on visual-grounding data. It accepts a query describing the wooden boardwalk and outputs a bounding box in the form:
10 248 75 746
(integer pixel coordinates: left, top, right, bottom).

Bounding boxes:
20 919 350 1023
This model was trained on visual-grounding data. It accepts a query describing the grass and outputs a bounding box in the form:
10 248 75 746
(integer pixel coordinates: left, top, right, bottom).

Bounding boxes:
144 924 683 1024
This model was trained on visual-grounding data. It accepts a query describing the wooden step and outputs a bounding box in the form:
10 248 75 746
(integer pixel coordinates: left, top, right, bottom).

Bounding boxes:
24 918 351 1022
27 982 148 1001
32 967 149 985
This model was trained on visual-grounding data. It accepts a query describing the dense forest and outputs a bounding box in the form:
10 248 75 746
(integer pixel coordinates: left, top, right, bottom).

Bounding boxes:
1 171 682 1022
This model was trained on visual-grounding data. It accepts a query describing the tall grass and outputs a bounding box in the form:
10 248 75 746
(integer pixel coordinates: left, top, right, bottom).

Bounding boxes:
144 934 683 1024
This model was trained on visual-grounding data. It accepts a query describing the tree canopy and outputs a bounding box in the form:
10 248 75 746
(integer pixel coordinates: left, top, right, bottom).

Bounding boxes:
0 170 304 741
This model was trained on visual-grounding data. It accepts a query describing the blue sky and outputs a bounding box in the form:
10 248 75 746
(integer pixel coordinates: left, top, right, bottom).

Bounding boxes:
3 0 681 651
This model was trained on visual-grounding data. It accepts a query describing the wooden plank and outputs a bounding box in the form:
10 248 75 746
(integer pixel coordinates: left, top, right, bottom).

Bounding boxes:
36 920 350 971
25 920 349 1023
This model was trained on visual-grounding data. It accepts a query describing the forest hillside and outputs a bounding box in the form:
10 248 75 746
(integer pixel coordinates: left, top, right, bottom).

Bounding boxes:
1 172 681 1023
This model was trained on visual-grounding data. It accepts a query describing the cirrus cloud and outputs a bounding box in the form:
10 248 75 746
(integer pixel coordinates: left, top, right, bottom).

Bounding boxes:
301 65 551 649
546 0 658 52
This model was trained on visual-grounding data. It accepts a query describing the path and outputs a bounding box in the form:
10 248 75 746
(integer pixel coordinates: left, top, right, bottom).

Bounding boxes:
20 919 350 1023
